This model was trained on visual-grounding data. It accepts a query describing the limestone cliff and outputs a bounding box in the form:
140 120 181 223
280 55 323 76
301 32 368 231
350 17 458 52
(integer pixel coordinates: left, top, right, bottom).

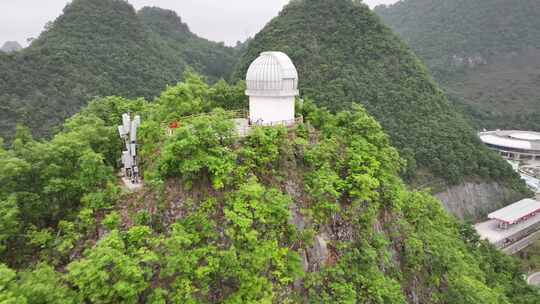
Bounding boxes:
436 182 527 220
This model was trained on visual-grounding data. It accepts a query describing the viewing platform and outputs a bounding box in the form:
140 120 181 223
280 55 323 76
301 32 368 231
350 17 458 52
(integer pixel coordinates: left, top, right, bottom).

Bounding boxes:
234 116 304 137
165 110 304 137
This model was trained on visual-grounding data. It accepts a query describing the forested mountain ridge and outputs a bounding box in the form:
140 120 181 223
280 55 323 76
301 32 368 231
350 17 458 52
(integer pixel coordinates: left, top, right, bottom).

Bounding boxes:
138 7 238 83
0 73 538 303
0 0 239 141
233 0 526 198
375 0 540 130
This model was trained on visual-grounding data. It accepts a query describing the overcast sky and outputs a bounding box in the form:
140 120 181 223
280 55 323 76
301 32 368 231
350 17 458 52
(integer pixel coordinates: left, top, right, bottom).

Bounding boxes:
0 0 399 46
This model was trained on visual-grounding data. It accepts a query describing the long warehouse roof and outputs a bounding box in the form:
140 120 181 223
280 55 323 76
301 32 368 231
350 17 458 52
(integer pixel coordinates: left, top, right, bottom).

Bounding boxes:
488 199 540 224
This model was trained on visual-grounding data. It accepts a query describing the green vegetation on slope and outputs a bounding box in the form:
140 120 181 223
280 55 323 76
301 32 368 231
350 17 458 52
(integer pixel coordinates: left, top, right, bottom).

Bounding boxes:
0 72 538 303
375 0 540 130
233 0 524 190
517 239 540 275
0 0 239 141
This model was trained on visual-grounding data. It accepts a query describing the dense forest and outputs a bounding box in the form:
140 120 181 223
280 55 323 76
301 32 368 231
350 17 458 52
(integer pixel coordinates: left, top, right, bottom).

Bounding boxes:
0 0 240 141
233 0 525 193
375 0 540 131
0 72 538 303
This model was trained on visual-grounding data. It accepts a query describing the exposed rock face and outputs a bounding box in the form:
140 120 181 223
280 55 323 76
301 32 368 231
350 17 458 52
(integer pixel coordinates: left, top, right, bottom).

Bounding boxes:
436 182 525 220
308 234 330 270
0 41 22 53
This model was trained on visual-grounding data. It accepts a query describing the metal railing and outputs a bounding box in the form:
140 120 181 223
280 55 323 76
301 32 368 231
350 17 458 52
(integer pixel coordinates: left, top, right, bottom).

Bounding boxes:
250 116 303 127
235 116 304 137
163 110 303 137
163 109 249 136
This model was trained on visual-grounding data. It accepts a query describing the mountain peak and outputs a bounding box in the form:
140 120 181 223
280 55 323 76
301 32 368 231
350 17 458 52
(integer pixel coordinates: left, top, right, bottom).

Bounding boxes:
0 0 238 142
138 6 193 41
36 0 144 46
234 0 526 214
1 41 22 53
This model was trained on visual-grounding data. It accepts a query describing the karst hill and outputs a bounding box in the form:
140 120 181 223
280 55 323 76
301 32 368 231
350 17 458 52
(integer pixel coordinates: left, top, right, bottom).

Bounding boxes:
0 0 239 141
1 1 539 302
1 0 528 218
1 72 539 303
234 0 528 217
375 0 540 131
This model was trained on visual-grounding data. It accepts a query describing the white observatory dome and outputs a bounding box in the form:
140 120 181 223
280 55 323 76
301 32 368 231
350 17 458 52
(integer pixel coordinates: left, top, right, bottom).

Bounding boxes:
246 51 299 97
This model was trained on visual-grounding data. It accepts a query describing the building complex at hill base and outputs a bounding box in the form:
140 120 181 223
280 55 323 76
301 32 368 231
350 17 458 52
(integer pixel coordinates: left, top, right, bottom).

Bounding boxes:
476 198 540 254
480 130 540 162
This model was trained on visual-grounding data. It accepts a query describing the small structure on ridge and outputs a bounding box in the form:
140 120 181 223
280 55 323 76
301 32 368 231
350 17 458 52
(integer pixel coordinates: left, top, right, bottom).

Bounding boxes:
118 113 141 186
245 51 299 126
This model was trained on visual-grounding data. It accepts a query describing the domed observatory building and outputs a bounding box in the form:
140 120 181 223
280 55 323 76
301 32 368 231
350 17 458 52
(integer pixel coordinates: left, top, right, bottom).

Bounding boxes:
246 51 299 126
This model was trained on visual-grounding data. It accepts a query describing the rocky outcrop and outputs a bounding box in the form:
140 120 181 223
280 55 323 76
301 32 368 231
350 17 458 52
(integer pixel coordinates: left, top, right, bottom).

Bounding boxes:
307 234 330 269
436 181 525 220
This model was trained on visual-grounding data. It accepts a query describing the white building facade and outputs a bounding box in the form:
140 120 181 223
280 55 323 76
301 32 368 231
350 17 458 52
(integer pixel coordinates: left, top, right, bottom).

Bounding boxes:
245 51 299 126
479 130 540 162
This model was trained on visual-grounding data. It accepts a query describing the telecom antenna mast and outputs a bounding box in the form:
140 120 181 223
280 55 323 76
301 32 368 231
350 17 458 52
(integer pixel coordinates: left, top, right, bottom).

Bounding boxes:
118 113 141 184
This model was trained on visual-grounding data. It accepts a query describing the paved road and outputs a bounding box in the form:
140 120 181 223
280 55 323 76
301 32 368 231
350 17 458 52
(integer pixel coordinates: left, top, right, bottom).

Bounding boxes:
527 272 540 286
520 172 540 192
503 230 540 254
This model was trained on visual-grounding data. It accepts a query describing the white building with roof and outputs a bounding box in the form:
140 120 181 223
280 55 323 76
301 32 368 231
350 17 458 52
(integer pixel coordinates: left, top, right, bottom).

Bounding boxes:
488 198 540 228
475 198 540 253
245 51 299 126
